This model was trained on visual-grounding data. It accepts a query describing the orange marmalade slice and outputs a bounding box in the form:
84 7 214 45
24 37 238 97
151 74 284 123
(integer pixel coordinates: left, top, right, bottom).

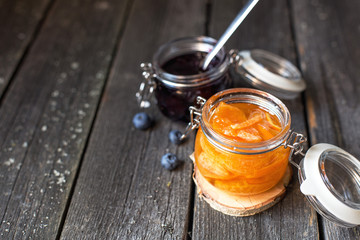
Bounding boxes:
210 102 281 142
211 102 247 134
266 112 281 131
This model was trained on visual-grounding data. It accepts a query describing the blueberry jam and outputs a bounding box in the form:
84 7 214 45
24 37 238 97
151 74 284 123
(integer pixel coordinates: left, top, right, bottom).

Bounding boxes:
155 51 231 121
161 52 220 75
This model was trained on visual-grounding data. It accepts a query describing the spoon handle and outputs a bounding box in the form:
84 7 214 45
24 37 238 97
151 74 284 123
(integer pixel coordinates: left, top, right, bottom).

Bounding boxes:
202 0 260 70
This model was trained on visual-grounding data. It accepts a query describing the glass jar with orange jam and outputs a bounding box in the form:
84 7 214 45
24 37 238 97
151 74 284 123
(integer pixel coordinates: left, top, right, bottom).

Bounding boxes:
193 88 291 196
185 88 360 227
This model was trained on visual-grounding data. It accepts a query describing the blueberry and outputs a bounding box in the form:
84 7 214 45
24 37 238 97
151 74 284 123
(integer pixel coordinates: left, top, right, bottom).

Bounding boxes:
169 130 184 145
161 153 180 171
132 112 152 130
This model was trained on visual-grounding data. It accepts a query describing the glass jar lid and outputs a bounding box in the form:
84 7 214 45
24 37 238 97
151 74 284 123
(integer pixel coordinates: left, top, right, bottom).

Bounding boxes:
299 143 360 227
234 49 306 99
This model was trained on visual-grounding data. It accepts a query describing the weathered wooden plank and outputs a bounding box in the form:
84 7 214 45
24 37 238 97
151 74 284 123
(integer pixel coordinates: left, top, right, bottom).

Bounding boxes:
192 0 319 239
0 0 129 238
60 0 207 239
0 0 52 99
291 0 360 238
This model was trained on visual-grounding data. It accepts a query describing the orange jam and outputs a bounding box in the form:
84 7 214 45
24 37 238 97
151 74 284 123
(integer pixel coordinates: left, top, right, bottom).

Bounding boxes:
194 101 291 195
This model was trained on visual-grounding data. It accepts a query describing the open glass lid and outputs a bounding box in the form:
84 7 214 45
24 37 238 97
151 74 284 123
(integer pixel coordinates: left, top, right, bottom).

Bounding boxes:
299 143 360 227
234 49 306 99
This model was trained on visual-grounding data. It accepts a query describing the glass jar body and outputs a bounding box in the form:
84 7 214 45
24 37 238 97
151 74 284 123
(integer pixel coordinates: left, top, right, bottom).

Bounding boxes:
154 74 231 121
195 128 290 195
194 88 292 196
151 36 232 121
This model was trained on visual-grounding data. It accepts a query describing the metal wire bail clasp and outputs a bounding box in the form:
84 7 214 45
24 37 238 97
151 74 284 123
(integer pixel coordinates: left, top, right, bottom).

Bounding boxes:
136 63 156 108
180 96 207 141
229 49 244 66
284 130 307 169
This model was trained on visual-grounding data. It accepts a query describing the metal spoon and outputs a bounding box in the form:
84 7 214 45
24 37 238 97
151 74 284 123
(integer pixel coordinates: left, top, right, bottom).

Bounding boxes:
202 0 260 70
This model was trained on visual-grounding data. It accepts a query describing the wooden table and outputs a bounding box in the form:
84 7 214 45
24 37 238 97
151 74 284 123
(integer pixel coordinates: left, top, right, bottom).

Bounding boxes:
1 0 360 239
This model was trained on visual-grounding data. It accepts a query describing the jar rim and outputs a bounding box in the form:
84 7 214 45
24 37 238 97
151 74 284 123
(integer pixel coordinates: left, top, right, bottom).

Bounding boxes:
200 88 291 154
152 36 230 88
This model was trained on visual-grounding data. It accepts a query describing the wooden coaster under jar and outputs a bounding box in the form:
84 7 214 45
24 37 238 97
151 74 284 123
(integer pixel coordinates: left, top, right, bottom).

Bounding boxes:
190 154 292 216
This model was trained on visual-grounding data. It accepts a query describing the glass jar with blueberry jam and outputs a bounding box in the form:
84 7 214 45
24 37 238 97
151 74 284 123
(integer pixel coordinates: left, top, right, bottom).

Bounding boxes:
136 36 308 121
136 36 232 121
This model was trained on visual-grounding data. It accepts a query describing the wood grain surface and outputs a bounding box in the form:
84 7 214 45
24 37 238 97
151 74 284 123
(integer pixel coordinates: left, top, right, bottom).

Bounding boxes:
0 0 52 99
0 0 129 238
60 0 207 239
291 0 360 239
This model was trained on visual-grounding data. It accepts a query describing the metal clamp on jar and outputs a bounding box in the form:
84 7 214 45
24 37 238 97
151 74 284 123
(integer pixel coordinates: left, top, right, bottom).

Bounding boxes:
184 88 360 228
